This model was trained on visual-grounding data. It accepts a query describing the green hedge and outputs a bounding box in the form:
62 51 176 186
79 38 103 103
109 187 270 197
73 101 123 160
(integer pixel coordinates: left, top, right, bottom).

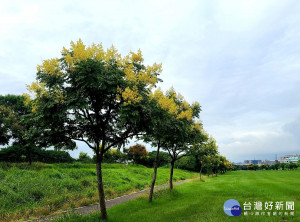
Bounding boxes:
0 145 74 163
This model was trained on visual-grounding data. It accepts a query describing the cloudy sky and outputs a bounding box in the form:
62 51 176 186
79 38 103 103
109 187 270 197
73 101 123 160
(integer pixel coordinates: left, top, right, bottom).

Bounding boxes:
1 0 299 162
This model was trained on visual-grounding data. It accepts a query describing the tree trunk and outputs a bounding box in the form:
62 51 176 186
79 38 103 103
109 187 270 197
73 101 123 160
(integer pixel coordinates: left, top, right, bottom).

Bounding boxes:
169 160 175 190
195 154 200 171
149 143 160 202
199 164 203 180
26 146 32 165
96 157 107 220
28 155 32 165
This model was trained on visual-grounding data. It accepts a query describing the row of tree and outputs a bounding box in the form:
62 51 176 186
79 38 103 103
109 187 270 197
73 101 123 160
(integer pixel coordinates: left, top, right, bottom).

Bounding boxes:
0 39 231 220
0 145 74 163
235 162 299 171
78 143 233 177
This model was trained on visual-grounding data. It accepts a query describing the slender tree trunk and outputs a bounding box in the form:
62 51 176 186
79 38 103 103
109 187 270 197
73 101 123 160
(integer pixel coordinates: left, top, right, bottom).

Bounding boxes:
169 159 175 190
195 154 200 171
96 156 107 220
26 146 32 165
28 154 32 165
199 164 203 180
149 143 160 202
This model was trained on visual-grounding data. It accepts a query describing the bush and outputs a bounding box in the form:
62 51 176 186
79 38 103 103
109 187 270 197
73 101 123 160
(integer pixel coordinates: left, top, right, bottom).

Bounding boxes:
175 156 198 171
0 145 25 162
247 164 259 171
0 145 74 163
142 151 170 168
125 144 148 165
78 152 93 163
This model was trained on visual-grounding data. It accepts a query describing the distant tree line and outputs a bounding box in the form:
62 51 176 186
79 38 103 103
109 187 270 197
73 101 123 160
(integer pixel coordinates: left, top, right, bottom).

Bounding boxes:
78 142 233 177
0 145 73 163
234 162 299 171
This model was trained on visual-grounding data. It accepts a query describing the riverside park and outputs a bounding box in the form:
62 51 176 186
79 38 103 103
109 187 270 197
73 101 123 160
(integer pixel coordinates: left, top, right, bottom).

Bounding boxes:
0 162 299 221
1 1 300 222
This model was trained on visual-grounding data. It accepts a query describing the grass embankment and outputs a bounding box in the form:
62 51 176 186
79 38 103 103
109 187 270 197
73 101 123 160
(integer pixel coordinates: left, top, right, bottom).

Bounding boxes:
56 169 300 222
0 162 197 221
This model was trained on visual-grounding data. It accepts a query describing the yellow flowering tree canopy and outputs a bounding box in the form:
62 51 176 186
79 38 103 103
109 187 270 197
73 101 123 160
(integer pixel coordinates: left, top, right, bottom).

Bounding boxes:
147 86 205 190
27 39 163 150
29 39 162 107
150 87 200 121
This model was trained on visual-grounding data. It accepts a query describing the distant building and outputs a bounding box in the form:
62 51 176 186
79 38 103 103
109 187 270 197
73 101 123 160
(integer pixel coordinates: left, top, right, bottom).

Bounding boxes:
280 153 300 163
264 160 279 166
251 160 262 165
243 160 262 165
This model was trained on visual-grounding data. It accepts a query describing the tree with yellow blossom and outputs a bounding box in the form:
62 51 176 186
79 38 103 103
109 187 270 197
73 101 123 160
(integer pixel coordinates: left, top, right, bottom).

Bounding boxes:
189 130 209 180
142 88 175 201
27 39 161 220
148 87 203 190
199 136 219 178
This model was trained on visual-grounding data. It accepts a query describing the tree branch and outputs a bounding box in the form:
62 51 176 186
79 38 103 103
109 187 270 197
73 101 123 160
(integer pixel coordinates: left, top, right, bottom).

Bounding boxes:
176 153 187 161
72 137 94 150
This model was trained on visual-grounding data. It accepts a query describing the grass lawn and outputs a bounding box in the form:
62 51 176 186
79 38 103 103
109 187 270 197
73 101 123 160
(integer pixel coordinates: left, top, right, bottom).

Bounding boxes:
55 169 300 222
0 162 197 221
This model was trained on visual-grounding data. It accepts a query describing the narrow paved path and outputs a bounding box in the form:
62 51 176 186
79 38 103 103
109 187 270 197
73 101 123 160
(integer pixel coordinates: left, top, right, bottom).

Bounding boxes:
27 179 195 221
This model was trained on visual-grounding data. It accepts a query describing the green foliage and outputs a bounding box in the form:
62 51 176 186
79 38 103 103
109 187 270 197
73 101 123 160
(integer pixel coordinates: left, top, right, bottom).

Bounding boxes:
0 94 75 164
287 162 298 170
235 163 283 171
270 163 280 170
175 154 232 174
0 105 14 145
100 149 127 163
175 156 197 171
78 152 93 163
142 151 170 167
247 163 259 171
0 94 28 116
0 94 30 146
260 164 270 170
0 145 74 163
280 163 286 170
190 136 222 176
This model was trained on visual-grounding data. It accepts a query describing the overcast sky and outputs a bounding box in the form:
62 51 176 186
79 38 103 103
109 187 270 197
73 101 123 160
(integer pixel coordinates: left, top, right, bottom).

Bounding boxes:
1 0 299 162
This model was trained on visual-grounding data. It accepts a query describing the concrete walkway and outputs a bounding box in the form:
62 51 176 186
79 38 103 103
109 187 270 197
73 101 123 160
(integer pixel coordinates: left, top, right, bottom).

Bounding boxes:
26 179 194 221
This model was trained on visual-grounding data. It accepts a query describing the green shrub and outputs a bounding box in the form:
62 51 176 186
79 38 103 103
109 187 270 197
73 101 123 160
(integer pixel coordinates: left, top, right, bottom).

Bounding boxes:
175 156 197 172
78 152 93 163
0 146 74 163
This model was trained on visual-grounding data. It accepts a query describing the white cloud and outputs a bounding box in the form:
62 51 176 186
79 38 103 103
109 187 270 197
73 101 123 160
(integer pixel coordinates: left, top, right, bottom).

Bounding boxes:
0 0 300 161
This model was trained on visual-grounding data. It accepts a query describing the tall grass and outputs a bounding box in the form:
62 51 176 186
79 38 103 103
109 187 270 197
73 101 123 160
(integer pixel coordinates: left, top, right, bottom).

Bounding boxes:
0 162 197 221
